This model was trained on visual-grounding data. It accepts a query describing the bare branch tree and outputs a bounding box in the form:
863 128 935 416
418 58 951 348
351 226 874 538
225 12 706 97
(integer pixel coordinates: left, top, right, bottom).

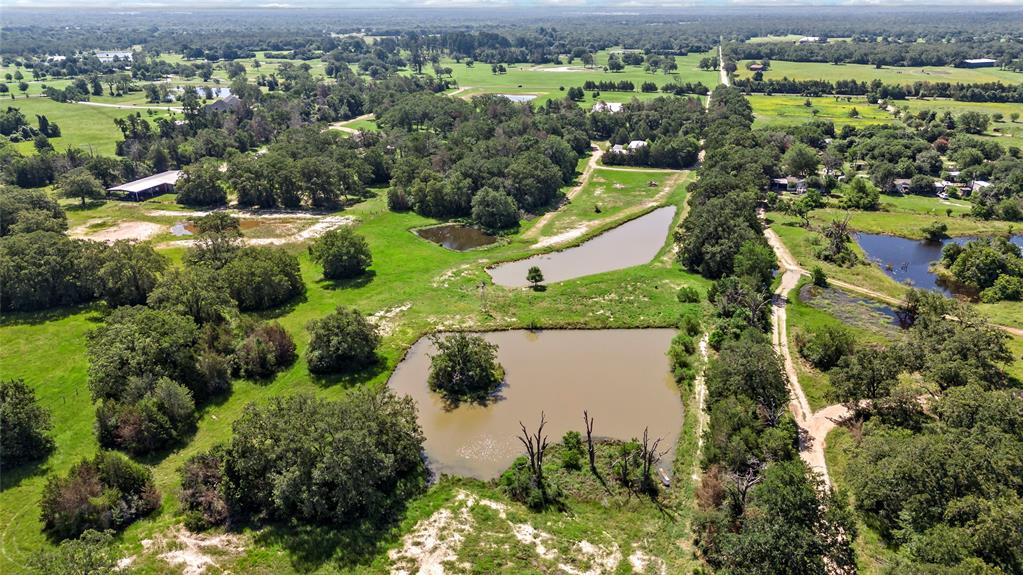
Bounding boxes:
639 427 666 492
518 411 549 484
583 410 597 474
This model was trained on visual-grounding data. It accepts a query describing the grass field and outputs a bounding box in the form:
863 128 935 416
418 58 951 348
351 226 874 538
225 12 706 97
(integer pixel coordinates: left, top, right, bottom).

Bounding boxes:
736 59 1023 85
0 160 709 572
442 49 720 106
749 94 891 129
893 99 1023 150
6 97 178 156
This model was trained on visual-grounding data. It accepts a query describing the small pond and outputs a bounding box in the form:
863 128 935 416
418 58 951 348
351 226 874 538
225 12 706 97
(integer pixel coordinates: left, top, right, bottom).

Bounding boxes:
855 233 1023 294
387 329 683 479
415 224 497 251
499 94 537 102
799 284 906 337
488 206 676 287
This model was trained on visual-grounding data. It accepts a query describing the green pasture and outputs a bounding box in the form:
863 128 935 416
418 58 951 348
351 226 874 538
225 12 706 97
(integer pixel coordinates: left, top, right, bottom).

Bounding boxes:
0 159 708 572
749 94 891 128
894 99 1023 150
736 59 1023 86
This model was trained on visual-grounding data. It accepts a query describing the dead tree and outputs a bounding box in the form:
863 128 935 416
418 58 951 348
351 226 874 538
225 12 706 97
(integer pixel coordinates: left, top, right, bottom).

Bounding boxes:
583 410 597 474
726 462 764 518
518 412 550 485
639 427 665 493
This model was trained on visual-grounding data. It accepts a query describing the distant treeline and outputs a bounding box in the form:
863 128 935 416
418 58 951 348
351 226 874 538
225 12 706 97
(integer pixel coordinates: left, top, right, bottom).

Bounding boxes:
733 77 1023 103
725 39 1023 69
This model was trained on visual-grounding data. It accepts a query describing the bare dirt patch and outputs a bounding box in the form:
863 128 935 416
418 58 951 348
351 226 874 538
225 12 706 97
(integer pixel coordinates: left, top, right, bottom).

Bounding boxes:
71 220 165 242
141 526 245 575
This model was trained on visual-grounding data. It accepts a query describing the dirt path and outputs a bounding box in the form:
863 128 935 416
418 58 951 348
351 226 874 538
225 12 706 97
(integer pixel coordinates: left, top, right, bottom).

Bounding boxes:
522 146 605 241
448 85 475 99
328 113 374 134
718 45 730 87
691 334 711 481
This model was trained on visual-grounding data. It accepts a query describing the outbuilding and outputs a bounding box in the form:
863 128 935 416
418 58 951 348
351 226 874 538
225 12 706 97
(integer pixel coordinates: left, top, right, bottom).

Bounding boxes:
960 58 997 69
108 170 182 201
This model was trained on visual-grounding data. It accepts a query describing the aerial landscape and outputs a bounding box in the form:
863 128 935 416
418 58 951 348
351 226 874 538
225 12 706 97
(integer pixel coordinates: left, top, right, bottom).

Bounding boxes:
1 3 1022 574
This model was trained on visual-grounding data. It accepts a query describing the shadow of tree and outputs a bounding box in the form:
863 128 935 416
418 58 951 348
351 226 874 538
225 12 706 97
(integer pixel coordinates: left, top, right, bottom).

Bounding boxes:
316 270 377 292
310 356 390 389
0 456 51 492
250 513 400 572
0 303 105 328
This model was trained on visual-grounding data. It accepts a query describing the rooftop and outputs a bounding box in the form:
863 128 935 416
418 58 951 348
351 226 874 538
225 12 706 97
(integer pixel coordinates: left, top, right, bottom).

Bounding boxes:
108 170 182 193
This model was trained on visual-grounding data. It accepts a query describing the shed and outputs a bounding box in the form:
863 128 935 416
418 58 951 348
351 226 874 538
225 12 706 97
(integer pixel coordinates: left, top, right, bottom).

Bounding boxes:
108 170 182 201
960 58 997 69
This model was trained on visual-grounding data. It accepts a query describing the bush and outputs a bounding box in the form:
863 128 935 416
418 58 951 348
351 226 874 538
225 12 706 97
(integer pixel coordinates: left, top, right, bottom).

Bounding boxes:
560 431 584 470
309 227 372 279
921 221 949 242
427 333 504 403
677 286 701 303
795 324 855 371
0 379 54 466
500 456 563 510
306 307 380 374
387 187 412 212
981 274 1023 303
92 240 167 307
471 187 519 231
40 451 160 541
811 266 828 287
94 376 196 455
148 267 237 325
180 448 229 530
668 333 697 382
28 530 121 574
679 313 702 337
219 247 305 311
234 322 297 379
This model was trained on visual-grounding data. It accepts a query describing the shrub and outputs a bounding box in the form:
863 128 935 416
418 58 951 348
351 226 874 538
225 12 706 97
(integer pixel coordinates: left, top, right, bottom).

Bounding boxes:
795 324 855 371
981 275 1023 303
148 267 237 325
677 286 701 303
234 322 297 379
668 333 697 382
921 221 949 243
94 377 196 455
0 379 54 466
471 187 519 231
180 448 229 530
560 431 584 470
28 530 121 574
220 247 304 311
679 313 702 337
811 266 828 287
309 227 372 279
501 455 563 510
387 187 412 212
427 333 504 403
40 451 160 541
92 240 167 307
306 307 380 374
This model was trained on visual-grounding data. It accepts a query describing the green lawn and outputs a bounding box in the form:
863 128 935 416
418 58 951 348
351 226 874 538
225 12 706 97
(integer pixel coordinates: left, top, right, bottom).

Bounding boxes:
749 94 891 129
736 59 1023 85
7 97 178 156
0 169 709 573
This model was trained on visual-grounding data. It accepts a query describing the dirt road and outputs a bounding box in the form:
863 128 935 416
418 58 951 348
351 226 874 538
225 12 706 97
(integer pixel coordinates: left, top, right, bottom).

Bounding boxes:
521 146 605 241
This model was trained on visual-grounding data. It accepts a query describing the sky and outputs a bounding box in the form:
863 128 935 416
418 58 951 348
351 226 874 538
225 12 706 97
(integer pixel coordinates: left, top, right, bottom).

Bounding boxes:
6 0 1022 7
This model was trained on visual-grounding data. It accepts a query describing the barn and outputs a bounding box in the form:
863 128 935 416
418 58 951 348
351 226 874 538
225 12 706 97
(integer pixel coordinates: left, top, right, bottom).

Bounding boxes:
108 170 182 201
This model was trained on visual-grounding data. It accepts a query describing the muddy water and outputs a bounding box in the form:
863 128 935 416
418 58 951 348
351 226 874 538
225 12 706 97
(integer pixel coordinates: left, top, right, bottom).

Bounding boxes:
488 206 676 287
388 329 682 479
416 224 497 251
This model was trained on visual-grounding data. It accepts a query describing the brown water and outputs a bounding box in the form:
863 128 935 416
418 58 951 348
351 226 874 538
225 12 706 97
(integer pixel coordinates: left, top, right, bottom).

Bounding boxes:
416 224 498 251
487 206 676 287
387 329 683 479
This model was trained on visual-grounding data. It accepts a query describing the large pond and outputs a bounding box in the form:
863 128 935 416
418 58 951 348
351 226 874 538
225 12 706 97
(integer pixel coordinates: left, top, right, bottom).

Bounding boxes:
387 329 682 479
855 232 1023 294
415 224 497 251
488 206 676 287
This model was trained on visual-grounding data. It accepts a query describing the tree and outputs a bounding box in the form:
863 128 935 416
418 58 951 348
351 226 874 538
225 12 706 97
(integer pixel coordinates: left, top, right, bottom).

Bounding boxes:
839 178 879 210
811 266 828 287
0 231 97 312
782 143 819 178
214 390 425 525
91 240 167 307
309 226 372 280
471 187 519 231
58 169 105 206
706 330 788 419
526 266 544 290
427 333 504 404
921 221 949 242
795 324 855 371
957 111 990 135
40 451 160 541
176 160 226 206
87 306 202 401
0 186 66 237
219 247 304 311
186 212 242 270
503 412 560 510
234 322 297 379
829 346 904 408
0 379 54 466
148 267 236 325
732 240 777 291
305 306 380 374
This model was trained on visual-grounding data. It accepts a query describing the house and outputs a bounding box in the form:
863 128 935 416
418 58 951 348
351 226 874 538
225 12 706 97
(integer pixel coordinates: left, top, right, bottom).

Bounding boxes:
960 58 997 69
892 178 912 194
108 170 181 201
627 140 647 151
748 63 766 72
934 180 953 194
796 36 825 45
770 177 807 193
611 144 626 154
967 180 993 194
946 170 961 182
96 50 133 63
204 94 241 113
592 101 623 113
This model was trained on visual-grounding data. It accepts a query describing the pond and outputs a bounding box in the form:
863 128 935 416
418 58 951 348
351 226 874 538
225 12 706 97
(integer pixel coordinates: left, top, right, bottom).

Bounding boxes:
855 233 1023 294
415 223 497 251
499 94 537 102
387 329 683 479
488 206 676 287
799 283 906 337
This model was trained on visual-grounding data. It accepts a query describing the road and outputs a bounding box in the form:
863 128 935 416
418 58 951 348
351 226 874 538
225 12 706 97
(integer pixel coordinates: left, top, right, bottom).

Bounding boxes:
328 113 374 134
73 100 182 112
718 45 730 87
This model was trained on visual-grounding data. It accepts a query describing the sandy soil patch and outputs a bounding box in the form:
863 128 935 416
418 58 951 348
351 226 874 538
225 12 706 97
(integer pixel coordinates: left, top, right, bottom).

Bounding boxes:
628 550 667 575
141 526 245 575
532 224 590 249
162 215 356 247
368 302 412 337
72 220 165 242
